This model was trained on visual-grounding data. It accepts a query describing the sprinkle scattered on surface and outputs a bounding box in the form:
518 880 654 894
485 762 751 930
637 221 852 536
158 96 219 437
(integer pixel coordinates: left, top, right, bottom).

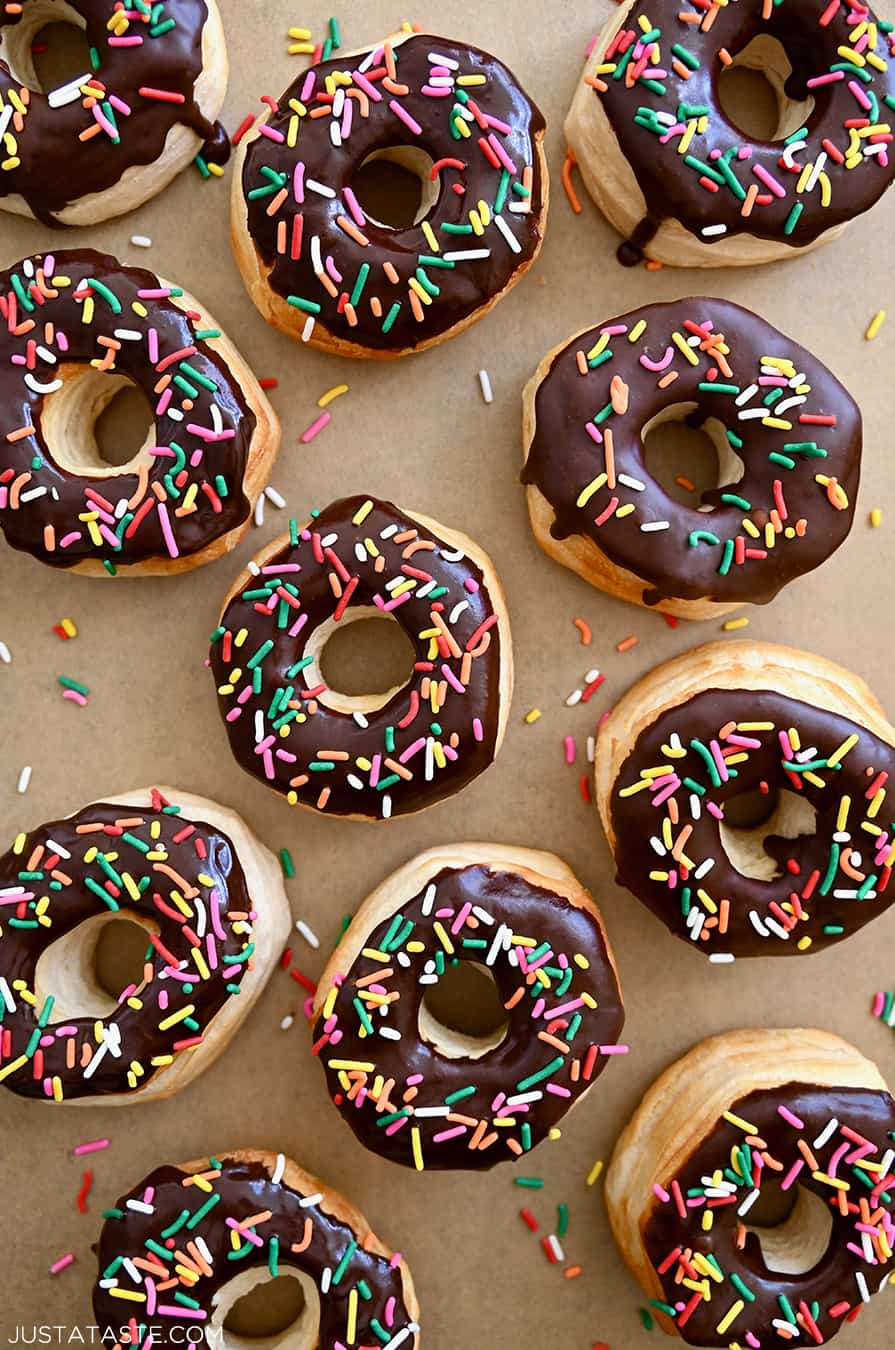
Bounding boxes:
479 369 494 404
866 310 887 341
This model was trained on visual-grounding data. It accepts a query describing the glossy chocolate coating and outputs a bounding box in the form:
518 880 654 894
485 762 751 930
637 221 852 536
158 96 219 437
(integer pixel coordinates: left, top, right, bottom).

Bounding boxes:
644 1083 895 1345
210 496 506 819
240 33 545 351
523 298 861 605
591 0 895 253
0 796 252 1099
315 863 624 1170
93 1156 418 1348
0 1 221 224
0 249 256 569
610 686 895 956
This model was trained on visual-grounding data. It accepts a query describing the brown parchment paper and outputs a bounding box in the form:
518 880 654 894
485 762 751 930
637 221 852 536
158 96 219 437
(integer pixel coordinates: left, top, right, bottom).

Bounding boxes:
1 2 894 1346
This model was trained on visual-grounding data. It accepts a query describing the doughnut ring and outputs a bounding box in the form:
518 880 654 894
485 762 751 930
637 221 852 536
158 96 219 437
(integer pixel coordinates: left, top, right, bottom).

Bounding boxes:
596 640 895 959
312 842 625 1170
0 787 290 1103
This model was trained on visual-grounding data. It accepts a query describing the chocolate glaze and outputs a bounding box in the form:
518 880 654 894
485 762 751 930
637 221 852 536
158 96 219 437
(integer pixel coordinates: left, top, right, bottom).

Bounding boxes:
0 1 221 225
93 1156 418 1348
210 496 506 819
644 1083 895 1345
523 298 861 606
610 686 895 957
240 32 546 352
590 0 895 251
315 863 624 1170
0 249 257 570
0 794 253 1099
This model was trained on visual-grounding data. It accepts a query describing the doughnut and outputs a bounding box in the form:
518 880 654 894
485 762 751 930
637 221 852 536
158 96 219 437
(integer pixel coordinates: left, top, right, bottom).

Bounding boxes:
311 843 625 1171
522 297 861 620
566 0 895 266
231 29 548 358
92 1149 420 1349
0 248 279 576
595 640 895 960
210 495 512 821
606 1028 895 1345
0 787 289 1104
0 1 230 226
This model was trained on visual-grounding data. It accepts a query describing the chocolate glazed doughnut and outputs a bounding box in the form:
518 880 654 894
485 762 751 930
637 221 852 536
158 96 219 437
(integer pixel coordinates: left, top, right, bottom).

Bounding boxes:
92 1150 420 1349
566 0 895 266
0 788 290 1104
596 641 895 960
312 843 625 1171
231 30 547 357
522 297 861 620
0 1 230 226
210 496 512 821
0 249 279 576
606 1029 895 1346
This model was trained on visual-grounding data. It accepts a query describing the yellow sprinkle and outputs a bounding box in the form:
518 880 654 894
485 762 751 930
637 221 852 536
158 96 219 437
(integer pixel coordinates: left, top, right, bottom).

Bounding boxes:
576 473 608 508
288 26 312 39
723 1110 758 1133
870 508 883 528
318 383 349 408
716 1301 745 1336
328 1059 375 1072
12 832 26 855
109 1288 146 1303
813 1170 849 1190
671 331 700 365
628 319 647 342
433 921 454 955
351 499 374 526
524 708 542 724
158 1004 195 1032
828 735 858 768
723 617 749 631
586 1158 604 1186
411 1126 424 1172
346 1288 358 1345
421 220 439 253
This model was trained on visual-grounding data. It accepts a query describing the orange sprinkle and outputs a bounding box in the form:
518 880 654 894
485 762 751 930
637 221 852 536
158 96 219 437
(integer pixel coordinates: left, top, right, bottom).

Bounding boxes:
645 259 664 271
564 1265 583 1279
561 150 583 215
617 635 639 653
573 617 592 645
675 475 696 492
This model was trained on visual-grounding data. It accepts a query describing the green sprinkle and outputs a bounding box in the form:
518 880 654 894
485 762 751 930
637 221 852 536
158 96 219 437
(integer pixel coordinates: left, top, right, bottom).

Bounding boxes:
287 296 322 314
769 452 796 469
557 1202 569 1238
86 279 122 314
350 262 371 307
698 382 739 395
280 848 295 879
640 1308 655 1331
444 1085 477 1105
689 529 720 548
513 1176 545 1188
516 1056 565 1092
382 301 401 333
671 42 700 69
268 1235 279 1278
784 201 804 236
331 1238 358 1286
58 676 89 696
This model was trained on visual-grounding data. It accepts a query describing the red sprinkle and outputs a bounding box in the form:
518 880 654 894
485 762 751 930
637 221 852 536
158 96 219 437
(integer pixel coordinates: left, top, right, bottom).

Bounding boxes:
76 1170 93 1214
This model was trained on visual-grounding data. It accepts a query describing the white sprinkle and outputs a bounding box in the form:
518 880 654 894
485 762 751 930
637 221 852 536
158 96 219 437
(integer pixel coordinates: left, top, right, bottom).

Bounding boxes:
0 976 16 1012
254 495 265 527
735 382 759 407
295 919 319 949
321 1268 332 1295
693 857 715 879
272 1152 286 1184
280 1014 295 1031
617 473 645 491
301 316 316 343
126 1199 155 1215
856 1271 871 1304
0 641 11 664
494 213 522 253
688 911 705 941
443 248 491 261
306 178 336 198
265 485 286 509
478 369 493 404
641 520 670 532
381 794 392 820
352 712 369 729
709 952 735 964
421 883 437 916
247 560 261 577
737 1188 761 1215
130 235 152 249
586 736 595 763
413 1106 450 1118
299 1192 323 1208
701 223 727 237
16 765 31 794
379 1026 401 1040
428 52 460 69
48 73 92 108
765 917 791 940
566 688 582 707
112 329 142 342
547 1235 565 1262
814 1118 839 1149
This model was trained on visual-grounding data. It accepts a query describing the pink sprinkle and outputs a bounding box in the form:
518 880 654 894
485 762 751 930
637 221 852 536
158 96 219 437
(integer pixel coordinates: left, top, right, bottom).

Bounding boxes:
293 161 305 203
873 991 886 1017
343 185 366 227
301 411 331 444
564 735 576 764
752 163 787 198
156 501 179 559
599 1043 629 1055
63 690 88 707
50 1253 75 1276
258 123 286 143
653 1182 670 1202
389 99 422 135
472 717 484 742
807 70 845 86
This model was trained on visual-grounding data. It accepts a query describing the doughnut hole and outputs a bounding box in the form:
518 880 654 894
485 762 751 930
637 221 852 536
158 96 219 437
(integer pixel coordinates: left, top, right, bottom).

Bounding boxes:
0 0 92 95
306 607 417 716
642 402 745 509
719 785 818 882
744 1182 834 1276
215 1269 321 1350
33 913 157 1023
40 366 156 477
419 960 509 1060
717 35 815 143
351 147 439 229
